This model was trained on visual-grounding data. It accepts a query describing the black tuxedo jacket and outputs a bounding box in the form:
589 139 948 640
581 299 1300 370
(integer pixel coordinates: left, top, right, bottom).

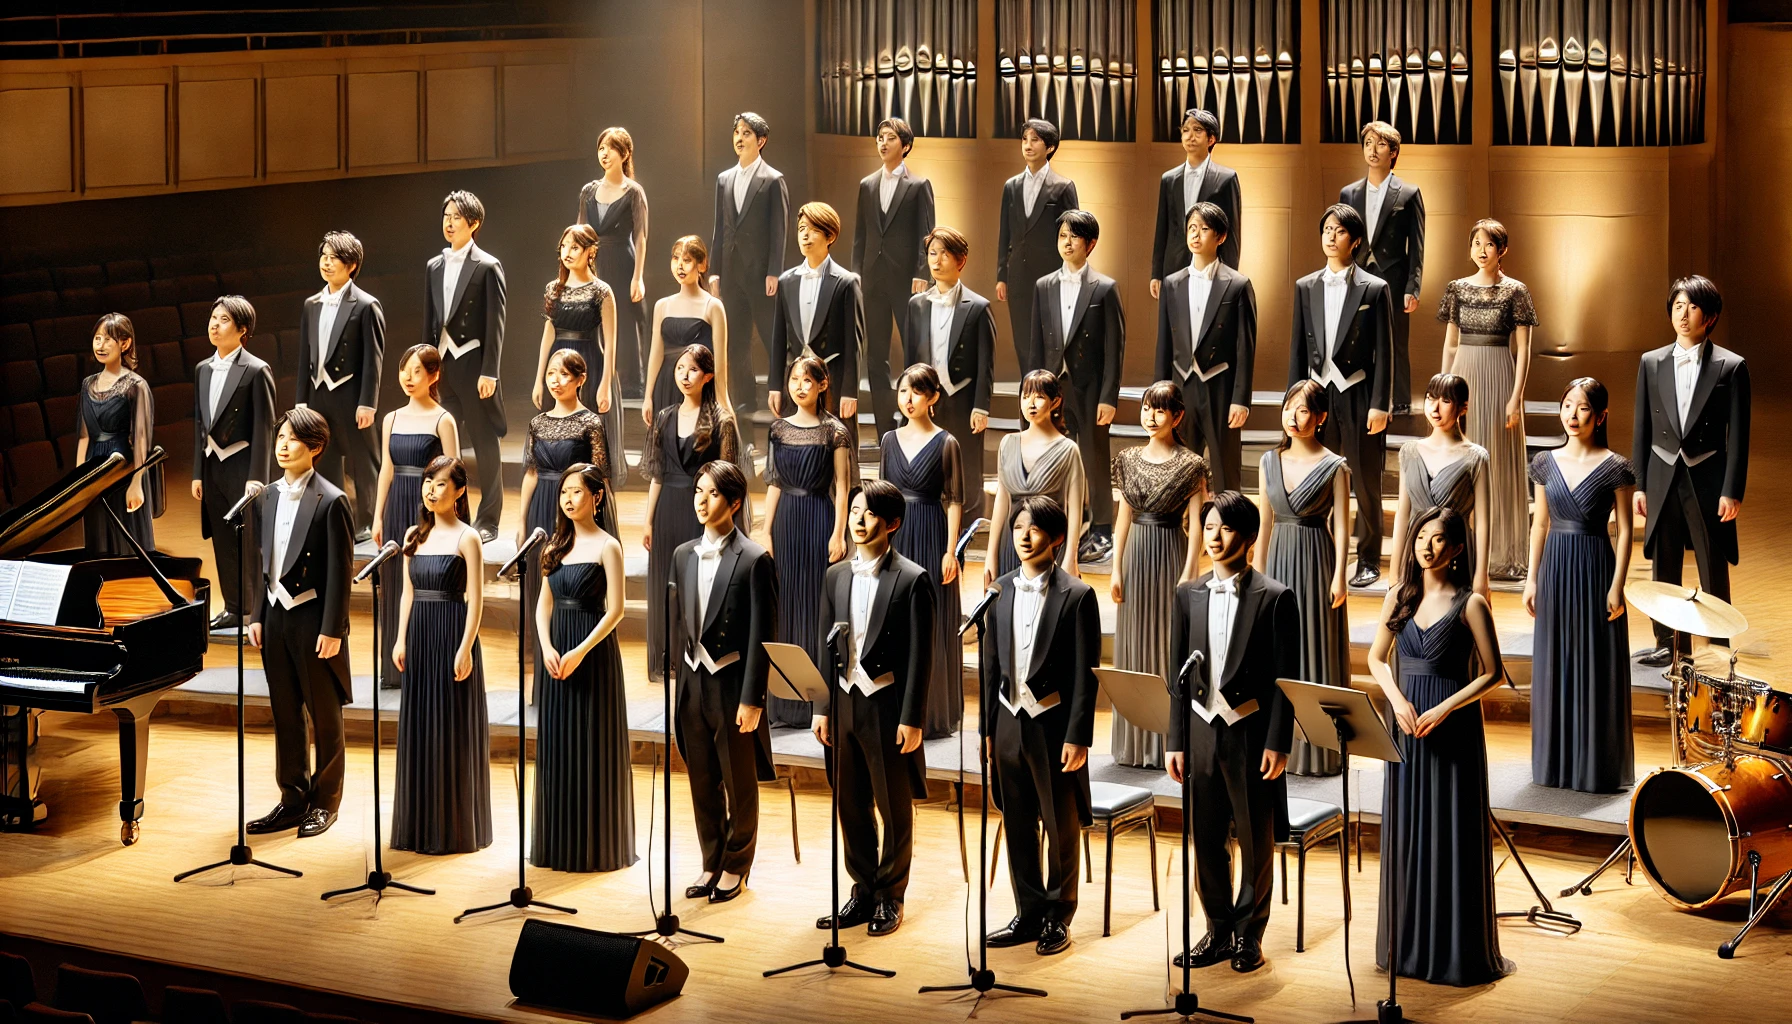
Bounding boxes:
1027 269 1124 403
1288 266 1395 412
297 280 385 411
192 349 276 532
852 169 935 286
712 160 791 283
423 243 508 435
1155 262 1257 408
249 473 354 702
995 169 1079 287
1167 569 1300 757
816 551 934 799
1151 159 1243 277
1340 174 1426 300
672 529 778 779
1633 341 1751 564
979 567 1100 748
903 285 996 413
770 260 864 394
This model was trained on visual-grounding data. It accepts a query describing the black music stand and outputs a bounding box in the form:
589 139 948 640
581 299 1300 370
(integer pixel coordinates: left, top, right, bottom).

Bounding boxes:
1112 662 1250 1024
174 500 302 884
760 639 894 981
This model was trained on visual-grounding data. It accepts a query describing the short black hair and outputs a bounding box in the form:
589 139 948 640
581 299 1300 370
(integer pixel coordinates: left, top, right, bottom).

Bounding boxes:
875 116 914 156
443 190 485 227
212 295 257 338
698 459 748 508
319 230 364 278
1182 108 1222 147
1185 200 1230 238
1021 118 1060 157
1011 494 1068 543
1057 209 1099 244
1669 275 1723 326
734 111 771 141
1200 489 1260 542
279 406 331 454
1320 203 1366 246
852 479 905 528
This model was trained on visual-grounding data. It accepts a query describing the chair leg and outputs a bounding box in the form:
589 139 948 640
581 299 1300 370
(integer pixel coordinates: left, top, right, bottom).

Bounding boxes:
1280 847 1289 905
1296 845 1308 953
1103 825 1115 937
785 776 800 863
1147 818 1160 911
1084 828 1094 884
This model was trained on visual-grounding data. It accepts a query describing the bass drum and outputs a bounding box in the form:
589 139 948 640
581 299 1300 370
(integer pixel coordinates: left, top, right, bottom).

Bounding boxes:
1630 755 1792 910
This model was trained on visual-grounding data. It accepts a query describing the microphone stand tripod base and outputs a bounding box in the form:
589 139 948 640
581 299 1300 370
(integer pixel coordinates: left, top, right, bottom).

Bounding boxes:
1121 991 1254 1022
321 870 435 902
454 886 577 923
172 844 303 883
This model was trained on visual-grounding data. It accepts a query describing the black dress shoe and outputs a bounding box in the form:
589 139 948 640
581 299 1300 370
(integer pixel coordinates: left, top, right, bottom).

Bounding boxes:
986 917 1043 948
209 611 242 631
1231 938 1266 973
684 877 716 900
246 803 305 835
1348 564 1382 588
297 807 337 838
1637 646 1674 668
708 873 748 903
817 893 874 930
868 898 903 937
1173 933 1235 969
1035 920 1071 956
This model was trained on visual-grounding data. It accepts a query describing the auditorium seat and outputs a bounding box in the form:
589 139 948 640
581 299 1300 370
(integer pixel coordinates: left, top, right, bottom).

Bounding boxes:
154 276 219 307
4 293 60 326
10 403 48 444
150 254 213 279
147 343 185 386
56 288 100 317
178 302 214 338
42 316 94 358
1 268 53 297
51 964 149 1024
41 355 81 398
276 329 302 367
125 307 184 347
302 1015 357 1024
152 383 195 426
1 362 44 404
8 442 62 499
229 1000 305 1024
219 268 257 295
103 260 150 286
44 395 80 439
100 282 153 312
52 266 105 291
16 1004 91 1024
181 336 212 370
0 951 35 1009
254 294 306 332
1 324 36 360
159 987 229 1024
0 997 15 1023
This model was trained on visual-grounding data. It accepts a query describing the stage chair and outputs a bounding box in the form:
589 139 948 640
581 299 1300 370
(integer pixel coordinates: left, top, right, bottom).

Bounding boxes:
51 965 149 1024
991 781 1161 937
1278 797 1348 953
229 999 306 1024
0 997 15 1023
16 1005 93 1024
160 986 230 1024
762 771 801 862
0 952 36 1010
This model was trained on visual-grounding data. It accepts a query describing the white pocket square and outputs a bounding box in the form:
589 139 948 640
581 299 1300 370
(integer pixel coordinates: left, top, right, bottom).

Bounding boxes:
1358 304 1371 310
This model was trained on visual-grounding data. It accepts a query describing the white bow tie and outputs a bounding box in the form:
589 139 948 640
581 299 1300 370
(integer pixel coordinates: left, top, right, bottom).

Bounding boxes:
1322 268 1350 286
851 558 882 579
277 478 308 497
1207 576 1237 594
320 290 344 307
695 537 727 558
801 264 827 280
443 248 468 263
1674 347 1700 367
927 287 959 307
1060 268 1082 284
1014 574 1048 594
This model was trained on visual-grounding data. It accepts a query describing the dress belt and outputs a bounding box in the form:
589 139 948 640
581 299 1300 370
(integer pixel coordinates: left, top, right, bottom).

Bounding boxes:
554 597 605 614
1400 658 1449 677
554 328 598 342
537 469 563 480
413 588 464 603
899 488 929 503
1131 511 1180 527
777 483 814 498
1277 513 1329 529
94 430 123 442
1549 520 1605 536
394 465 426 477
1457 333 1510 348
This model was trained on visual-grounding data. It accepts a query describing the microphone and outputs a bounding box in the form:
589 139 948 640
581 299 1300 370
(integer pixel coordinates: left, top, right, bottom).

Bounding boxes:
825 620 849 649
954 518 989 565
1174 648 1205 699
498 527 548 579
354 541 401 583
959 584 1001 637
222 482 264 524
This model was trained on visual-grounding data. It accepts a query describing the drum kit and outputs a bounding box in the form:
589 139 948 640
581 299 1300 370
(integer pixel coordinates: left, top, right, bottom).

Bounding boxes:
1564 581 1792 958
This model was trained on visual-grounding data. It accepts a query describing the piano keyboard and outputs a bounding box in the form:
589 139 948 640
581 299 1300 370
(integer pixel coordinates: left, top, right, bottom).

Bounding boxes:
0 668 107 693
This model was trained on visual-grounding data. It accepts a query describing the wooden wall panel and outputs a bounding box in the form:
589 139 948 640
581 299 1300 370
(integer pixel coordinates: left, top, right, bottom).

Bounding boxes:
425 66 496 161
347 71 419 168
0 88 73 196
83 84 167 188
178 78 256 182
265 74 340 174
501 63 569 155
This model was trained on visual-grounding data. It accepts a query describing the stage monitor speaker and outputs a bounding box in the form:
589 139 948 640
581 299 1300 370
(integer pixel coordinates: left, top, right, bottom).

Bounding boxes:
508 919 689 1018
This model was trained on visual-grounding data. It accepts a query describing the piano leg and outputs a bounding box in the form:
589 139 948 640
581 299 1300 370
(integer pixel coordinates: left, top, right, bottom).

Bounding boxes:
113 691 162 846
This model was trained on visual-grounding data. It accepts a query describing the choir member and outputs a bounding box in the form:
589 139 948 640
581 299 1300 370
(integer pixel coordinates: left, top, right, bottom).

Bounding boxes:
390 455 492 854
1526 378 1637 793
996 119 1078 369
647 235 732 423
711 111 790 418
78 313 159 553
983 371 1085 584
1028 210 1123 563
904 226 994 519
530 223 622 492
1392 373 1490 600
1438 219 1534 580
982 495 1099 956
852 116 935 435
245 408 353 838
577 126 650 397
769 201 864 436
372 344 457 689
674 461 777 903
296 230 384 540
422 190 508 542
1635 275 1751 664
811 479 935 936
1369 506 1512 986
1341 120 1426 415
533 462 636 871
1167 490 1299 974
192 296 276 631
1150 107 1243 288
1154 201 1257 494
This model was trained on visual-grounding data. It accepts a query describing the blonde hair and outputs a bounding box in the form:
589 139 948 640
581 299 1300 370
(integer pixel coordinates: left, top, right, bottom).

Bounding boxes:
798 201 842 242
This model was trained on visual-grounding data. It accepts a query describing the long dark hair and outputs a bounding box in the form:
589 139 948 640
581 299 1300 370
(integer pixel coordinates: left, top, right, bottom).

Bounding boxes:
399 343 442 401
92 313 138 370
405 455 469 555
787 354 838 423
1276 380 1329 452
1563 376 1610 448
672 343 723 452
1018 369 1068 433
546 223 601 314
1140 380 1187 447
1387 505 1471 634
1425 372 1469 437
541 462 606 576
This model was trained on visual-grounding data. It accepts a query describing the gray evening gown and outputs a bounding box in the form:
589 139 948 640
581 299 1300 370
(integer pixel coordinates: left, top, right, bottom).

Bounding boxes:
994 431 1085 575
1262 449 1352 777
1397 440 1487 564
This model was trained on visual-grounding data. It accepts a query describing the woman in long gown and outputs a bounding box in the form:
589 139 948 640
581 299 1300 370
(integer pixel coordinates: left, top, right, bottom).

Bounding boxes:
1525 377 1637 794
577 126 649 398
533 462 636 871
1109 381 1208 768
390 455 492 854
646 236 732 423
1256 381 1352 777
763 355 854 728
372 345 457 690
1369 505 1512 987
1392 373 1491 601
1439 218 1536 580
882 364 967 739
531 224 623 489
983 370 1085 583
642 343 740 680
76 314 160 553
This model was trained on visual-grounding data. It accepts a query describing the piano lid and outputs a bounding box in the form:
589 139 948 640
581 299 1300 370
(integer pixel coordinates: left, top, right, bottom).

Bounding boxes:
0 451 135 559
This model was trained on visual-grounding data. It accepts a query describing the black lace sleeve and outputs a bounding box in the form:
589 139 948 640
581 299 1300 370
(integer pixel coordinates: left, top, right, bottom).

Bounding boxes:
940 433 964 507
524 414 540 473
1527 450 1551 487
763 419 785 488
717 414 741 467
643 406 673 483
583 410 611 483
825 416 853 452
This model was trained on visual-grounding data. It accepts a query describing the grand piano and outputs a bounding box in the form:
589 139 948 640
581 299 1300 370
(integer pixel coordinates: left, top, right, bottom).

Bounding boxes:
0 448 209 844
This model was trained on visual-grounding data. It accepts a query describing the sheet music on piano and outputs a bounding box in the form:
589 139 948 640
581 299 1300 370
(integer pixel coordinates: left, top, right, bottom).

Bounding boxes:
0 559 73 625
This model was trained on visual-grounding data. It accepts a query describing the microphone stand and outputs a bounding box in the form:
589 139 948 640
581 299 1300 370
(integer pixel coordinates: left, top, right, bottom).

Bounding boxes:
949 519 986 881
920 585 1045 1009
624 580 723 945
456 541 575 922
175 496 302 884
322 547 433 903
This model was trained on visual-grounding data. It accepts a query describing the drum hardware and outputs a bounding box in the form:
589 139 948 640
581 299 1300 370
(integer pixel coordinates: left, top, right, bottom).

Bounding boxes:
1489 814 1582 934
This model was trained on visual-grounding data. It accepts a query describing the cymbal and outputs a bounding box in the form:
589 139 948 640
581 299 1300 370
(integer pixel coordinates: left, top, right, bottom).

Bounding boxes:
1625 581 1749 639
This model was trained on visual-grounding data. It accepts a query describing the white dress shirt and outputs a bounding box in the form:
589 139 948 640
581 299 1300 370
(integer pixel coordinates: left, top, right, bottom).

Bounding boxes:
439 244 479 360
1364 178 1387 247
267 471 318 610
686 530 741 672
205 347 250 461
928 282 971 396
1057 263 1087 354
1314 266 1367 392
1022 162 1052 218
1191 572 1247 726
879 163 907 213
841 550 896 696
1181 259 1226 382
313 284 351 390
798 257 834 350
1660 344 1716 468
734 156 763 214
1001 568 1059 717
1181 157 1210 215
